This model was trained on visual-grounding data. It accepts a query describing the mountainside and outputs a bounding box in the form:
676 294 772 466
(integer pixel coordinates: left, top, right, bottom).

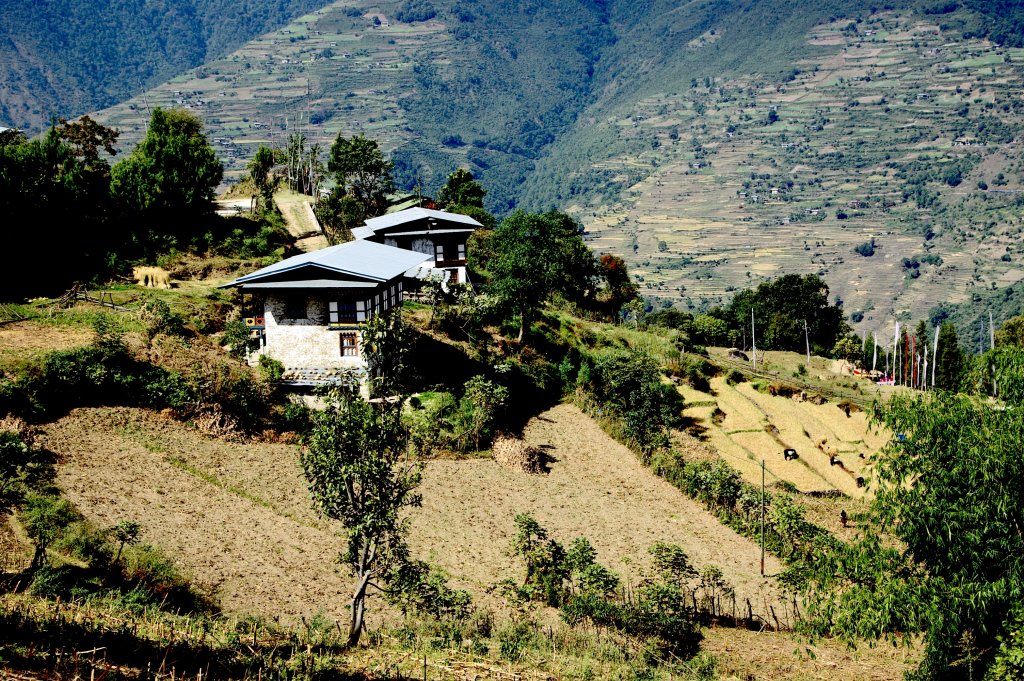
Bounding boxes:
50 0 1024 334
0 0 328 131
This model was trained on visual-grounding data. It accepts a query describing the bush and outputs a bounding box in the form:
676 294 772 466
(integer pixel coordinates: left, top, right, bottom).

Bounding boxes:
725 369 745 385
277 400 312 434
497 620 535 662
222 318 256 359
580 351 684 456
121 543 213 613
853 239 876 257
258 354 284 384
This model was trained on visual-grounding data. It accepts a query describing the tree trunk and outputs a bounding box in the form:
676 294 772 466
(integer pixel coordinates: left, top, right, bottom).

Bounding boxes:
347 572 371 647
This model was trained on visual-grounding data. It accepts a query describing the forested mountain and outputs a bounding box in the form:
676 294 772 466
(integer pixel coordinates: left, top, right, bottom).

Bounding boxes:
8 0 1024 333
0 0 328 130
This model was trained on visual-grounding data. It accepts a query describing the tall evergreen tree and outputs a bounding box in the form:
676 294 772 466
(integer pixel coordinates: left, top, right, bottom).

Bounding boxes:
110 107 223 241
934 321 966 391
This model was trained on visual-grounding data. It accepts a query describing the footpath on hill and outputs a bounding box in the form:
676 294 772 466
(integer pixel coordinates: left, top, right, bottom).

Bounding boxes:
274 189 327 252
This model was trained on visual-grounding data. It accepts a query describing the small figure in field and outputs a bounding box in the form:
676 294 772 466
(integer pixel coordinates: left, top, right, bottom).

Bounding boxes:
840 510 848 528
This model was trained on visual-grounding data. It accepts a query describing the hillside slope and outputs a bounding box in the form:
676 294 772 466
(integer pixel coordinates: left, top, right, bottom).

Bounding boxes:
43 403 782 622
0 0 328 131
83 0 1024 338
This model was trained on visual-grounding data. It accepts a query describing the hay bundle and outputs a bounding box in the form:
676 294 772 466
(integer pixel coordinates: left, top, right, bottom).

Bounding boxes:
133 266 172 289
492 436 545 474
193 404 240 439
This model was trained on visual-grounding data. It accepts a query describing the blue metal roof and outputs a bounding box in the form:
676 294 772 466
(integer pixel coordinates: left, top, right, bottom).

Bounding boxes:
361 207 482 235
223 239 433 287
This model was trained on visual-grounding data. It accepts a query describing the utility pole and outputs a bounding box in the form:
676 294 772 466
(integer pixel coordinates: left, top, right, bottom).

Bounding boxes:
804 319 811 365
751 309 757 370
760 459 765 577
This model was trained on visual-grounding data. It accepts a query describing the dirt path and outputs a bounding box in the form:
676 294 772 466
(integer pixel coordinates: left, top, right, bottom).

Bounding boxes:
274 189 327 252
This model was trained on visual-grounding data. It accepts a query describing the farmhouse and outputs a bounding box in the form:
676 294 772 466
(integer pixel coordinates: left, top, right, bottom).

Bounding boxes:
223 207 481 390
352 207 481 284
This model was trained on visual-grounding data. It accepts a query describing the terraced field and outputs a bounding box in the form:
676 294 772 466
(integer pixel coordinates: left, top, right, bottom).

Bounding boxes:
680 371 890 497
95 1 451 180
571 14 1024 334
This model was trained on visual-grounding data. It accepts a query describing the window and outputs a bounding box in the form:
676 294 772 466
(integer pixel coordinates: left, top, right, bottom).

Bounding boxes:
328 300 356 324
458 243 466 260
284 296 306 320
340 333 359 357
435 243 444 262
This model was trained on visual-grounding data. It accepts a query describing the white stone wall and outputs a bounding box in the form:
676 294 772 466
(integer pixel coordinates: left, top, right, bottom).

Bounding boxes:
252 293 367 370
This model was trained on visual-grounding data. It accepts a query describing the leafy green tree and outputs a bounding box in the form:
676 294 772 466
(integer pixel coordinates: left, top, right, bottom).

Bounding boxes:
728 274 846 354
0 123 117 298
315 189 364 245
110 108 223 227
0 431 53 517
437 168 486 209
109 520 141 566
692 314 729 346
831 335 862 363
22 494 77 570
994 315 1024 348
583 351 683 456
327 134 394 218
510 513 570 606
595 254 639 322
800 391 1024 680
448 205 496 231
56 116 119 172
488 210 596 342
360 308 415 397
300 389 421 647
461 375 508 450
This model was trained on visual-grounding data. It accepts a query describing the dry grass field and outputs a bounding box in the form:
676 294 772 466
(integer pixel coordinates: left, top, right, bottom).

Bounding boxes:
42 404 783 621
35 402 917 679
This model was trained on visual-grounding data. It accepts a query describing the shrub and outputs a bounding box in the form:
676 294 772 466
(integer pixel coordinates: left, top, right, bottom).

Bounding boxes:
725 369 745 385
140 298 186 340
580 351 684 456
258 354 284 384
853 239 876 257
497 620 535 662
222 318 257 359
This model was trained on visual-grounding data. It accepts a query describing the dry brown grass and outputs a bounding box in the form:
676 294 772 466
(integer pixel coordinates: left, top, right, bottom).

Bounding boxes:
0 320 93 370
703 627 919 681
34 401 921 679
43 403 785 623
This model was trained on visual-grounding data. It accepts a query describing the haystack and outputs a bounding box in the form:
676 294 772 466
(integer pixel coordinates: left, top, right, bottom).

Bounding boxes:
133 266 172 289
492 436 545 474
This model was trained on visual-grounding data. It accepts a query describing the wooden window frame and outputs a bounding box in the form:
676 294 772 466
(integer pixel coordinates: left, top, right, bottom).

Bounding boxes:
340 332 359 357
